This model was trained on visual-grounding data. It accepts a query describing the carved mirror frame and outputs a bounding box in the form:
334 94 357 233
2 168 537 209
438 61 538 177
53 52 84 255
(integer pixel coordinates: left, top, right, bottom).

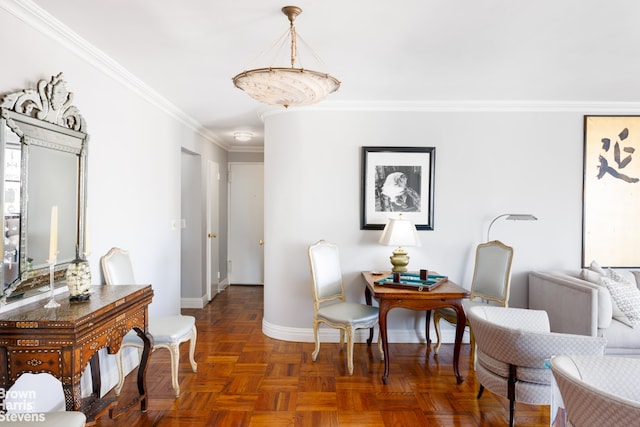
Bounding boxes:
0 73 88 305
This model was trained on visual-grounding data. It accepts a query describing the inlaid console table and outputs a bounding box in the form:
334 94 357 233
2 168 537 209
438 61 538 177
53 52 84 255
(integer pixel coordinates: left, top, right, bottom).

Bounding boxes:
0 285 153 424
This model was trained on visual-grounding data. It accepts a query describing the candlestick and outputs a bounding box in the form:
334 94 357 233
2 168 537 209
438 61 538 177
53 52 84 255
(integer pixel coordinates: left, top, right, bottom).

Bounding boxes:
48 205 58 263
44 260 60 308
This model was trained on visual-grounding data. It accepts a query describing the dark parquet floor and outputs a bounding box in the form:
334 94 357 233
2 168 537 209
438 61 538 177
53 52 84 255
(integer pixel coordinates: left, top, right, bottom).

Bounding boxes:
95 285 549 426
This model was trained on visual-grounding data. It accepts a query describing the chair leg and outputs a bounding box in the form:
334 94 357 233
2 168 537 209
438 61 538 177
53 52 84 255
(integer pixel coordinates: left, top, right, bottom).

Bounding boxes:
507 364 517 427
346 327 355 375
509 398 515 427
114 349 126 396
169 343 181 397
470 328 477 369
433 313 443 354
425 310 432 344
188 325 198 372
115 346 144 396
312 320 321 361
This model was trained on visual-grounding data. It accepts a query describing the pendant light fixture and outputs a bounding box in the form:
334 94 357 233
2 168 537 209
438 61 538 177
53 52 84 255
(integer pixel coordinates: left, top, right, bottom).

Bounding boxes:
232 6 340 108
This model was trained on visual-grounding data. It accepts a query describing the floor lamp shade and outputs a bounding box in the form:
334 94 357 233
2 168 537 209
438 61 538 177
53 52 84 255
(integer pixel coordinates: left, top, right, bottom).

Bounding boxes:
379 216 421 273
487 213 538 241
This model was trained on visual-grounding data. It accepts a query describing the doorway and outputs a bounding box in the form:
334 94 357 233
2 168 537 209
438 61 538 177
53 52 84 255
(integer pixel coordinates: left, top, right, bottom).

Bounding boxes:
206 160 220 299
180 150 202 304
228 163 264 285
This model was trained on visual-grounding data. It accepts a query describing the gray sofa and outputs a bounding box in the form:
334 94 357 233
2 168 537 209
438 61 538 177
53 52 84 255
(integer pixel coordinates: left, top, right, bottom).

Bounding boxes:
529 269 640 355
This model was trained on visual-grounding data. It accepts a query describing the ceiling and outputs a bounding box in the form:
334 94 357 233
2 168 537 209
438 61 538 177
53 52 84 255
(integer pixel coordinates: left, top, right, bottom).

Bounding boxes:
28 0 640 151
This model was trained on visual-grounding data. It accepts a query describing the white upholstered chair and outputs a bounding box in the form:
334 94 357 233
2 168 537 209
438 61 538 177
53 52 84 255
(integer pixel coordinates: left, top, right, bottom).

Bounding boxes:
2 373 85 426
308 240 383 375
431 240 514 357
467 305 606 427
101 247 197 397
551 355 640 427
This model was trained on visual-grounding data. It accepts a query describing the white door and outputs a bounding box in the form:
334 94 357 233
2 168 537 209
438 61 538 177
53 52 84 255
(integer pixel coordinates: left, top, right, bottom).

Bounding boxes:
228 163 264 285
206 160 220 299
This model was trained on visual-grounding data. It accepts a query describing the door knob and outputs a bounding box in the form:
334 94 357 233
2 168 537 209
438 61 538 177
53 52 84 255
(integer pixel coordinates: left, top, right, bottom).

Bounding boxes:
208 233 217 238
259 240 264 246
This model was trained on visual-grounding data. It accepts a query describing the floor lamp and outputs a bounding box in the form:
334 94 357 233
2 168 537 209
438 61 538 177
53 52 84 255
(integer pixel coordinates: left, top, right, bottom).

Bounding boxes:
487 214 538 242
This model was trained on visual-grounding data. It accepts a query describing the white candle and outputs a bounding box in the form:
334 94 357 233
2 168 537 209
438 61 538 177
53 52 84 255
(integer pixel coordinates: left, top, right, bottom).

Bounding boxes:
49 205 58 263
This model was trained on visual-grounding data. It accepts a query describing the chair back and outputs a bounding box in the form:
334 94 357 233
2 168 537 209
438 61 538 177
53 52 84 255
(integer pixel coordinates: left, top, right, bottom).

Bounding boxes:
470 240 514 305
467 305 553 367
101 247 136 285
308 240 345 307
551 355 640 426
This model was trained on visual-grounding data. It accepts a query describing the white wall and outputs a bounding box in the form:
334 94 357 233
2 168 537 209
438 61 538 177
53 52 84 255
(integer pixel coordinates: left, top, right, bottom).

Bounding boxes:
0 7 183 315
0 4 226 398
262 109 596 342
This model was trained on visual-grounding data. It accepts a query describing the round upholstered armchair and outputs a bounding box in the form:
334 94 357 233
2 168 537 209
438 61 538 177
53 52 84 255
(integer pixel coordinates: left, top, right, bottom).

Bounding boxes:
467 305 607 427
551 355 640 427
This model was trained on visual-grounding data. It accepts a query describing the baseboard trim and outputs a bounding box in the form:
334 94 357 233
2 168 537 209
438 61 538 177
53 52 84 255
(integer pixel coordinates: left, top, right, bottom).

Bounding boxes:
217 278 230 293
181 296 207 309
181 278 231 309
261 318 469 344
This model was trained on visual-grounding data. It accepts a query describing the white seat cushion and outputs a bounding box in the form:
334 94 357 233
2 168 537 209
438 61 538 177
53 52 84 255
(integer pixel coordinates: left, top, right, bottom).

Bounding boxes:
150 315 195 342
122 315 195 345
317 302 378 325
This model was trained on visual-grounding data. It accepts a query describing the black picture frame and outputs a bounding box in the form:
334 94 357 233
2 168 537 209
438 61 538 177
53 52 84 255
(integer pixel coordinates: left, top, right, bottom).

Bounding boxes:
361 146 435 230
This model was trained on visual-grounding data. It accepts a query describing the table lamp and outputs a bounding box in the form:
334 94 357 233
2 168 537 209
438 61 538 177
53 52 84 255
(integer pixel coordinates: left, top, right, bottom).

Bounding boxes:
379 214 421 273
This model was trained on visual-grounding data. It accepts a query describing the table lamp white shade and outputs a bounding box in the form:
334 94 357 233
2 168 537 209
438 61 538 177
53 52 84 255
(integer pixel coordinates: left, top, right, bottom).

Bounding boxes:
379 215 421 273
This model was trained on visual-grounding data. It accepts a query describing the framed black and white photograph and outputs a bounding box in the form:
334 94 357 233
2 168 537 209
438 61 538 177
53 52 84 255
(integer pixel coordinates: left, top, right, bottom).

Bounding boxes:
583 116 640 267
361 146 435 230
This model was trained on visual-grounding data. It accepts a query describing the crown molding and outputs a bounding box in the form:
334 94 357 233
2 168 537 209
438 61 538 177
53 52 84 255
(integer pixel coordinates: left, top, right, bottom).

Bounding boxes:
263 100 640 117
227 145 265 153
0 0 228 150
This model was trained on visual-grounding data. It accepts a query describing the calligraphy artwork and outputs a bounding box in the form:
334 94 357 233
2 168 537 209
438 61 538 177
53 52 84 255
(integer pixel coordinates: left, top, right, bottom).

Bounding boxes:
583 116 640 267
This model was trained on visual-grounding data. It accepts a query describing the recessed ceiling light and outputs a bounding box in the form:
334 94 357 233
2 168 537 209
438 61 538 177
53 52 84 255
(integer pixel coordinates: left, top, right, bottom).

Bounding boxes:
233 132 253 142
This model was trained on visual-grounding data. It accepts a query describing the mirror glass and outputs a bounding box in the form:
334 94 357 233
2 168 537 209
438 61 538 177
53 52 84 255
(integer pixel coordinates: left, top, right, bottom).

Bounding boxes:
26 145 79 268
0 73 88 305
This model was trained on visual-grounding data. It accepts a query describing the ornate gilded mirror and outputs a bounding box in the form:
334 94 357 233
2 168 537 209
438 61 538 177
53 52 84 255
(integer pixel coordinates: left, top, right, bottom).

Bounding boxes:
0 73 88 305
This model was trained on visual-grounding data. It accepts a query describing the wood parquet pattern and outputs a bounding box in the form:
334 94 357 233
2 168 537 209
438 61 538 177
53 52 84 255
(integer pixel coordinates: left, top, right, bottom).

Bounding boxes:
95 285 549 426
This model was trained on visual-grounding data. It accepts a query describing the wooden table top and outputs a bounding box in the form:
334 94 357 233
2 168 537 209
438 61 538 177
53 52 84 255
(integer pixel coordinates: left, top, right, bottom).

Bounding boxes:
362 271 469 299
0 285 152 324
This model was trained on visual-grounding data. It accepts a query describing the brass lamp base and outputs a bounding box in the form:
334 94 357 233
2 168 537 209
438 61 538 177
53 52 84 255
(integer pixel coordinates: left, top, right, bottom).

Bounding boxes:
389 246 410 273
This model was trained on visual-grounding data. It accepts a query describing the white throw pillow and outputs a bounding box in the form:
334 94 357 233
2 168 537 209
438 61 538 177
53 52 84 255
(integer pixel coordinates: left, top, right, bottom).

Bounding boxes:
590 260 606 276
610 269 637 286
581 264 613 328
601 276 640 328
581 268 603 284
606 269 635 326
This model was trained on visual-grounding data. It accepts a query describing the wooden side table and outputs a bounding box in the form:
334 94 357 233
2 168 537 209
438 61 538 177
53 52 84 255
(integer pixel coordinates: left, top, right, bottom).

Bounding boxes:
0 285 153 424
362 271 469 384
